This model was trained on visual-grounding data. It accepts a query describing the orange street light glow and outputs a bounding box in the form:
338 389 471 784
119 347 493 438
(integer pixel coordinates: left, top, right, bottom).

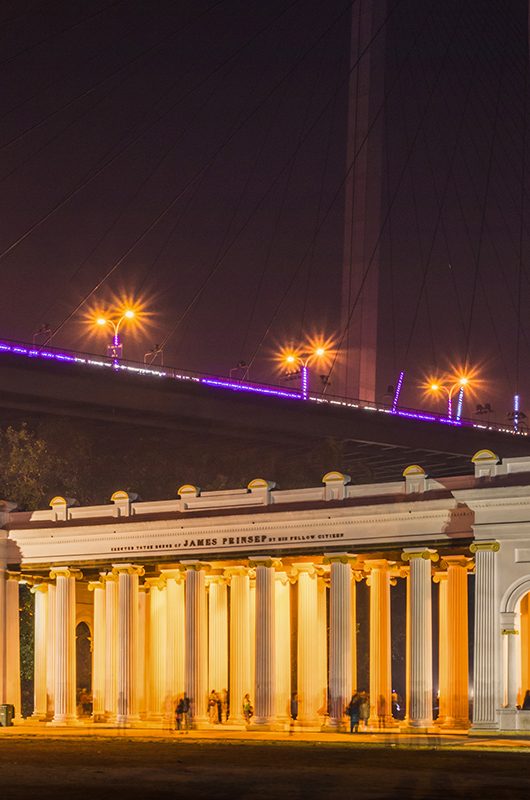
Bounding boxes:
96 317 107 326
124 309 135 319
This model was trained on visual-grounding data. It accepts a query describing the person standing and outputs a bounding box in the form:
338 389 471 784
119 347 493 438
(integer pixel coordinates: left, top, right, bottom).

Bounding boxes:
243 693 253 723
175 697 185 733
346 694 361 734
359 691 370 731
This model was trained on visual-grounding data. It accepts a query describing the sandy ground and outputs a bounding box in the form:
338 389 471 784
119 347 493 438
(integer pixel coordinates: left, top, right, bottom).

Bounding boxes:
1 735 530 799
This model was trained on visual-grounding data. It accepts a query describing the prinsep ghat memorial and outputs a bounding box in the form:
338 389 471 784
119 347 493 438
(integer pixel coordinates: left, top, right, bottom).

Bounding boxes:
2 449 530 735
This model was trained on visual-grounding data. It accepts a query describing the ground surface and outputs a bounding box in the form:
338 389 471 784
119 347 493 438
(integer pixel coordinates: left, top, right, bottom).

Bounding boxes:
2 733 530 799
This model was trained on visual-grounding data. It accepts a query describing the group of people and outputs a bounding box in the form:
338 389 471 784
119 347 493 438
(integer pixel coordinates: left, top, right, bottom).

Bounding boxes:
208 689 229 723
345 691 370 733
174 695 192 732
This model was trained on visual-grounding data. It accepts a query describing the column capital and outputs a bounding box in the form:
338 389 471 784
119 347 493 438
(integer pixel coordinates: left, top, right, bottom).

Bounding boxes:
363 558 395 571
290 562 318 577
112 563 145 577
402 548 438 562
7 570 21 581
440 555 474 570
87 580 105 592
180 560 210 572
49 567 83 580
144 576 166 590
275 571 290 586
323 552 357 565
30 581 49 594
159 568 184 582
470 541 500 553
248 556 282 569
223 565 249 580
433 571 448 584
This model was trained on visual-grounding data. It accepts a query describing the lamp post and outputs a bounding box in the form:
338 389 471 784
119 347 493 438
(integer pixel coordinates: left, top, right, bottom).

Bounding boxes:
95 308 135 364
428 376 469 422
281 345 328 400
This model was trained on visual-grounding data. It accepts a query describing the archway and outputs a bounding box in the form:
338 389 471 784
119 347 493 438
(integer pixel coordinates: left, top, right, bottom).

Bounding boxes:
76 621 92 716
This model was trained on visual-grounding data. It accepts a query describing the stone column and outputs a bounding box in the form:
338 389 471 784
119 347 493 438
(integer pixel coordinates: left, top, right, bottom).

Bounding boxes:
46 582 56 718
103 573 118 721
88 580 106 721
0 568 4 705
145 577 167 719
434 572 448 723
402 549 437 729
438 556 471 728
504 626 520 709
183 561 208 724
208 576 228 701
470 541 500 729
327 555 354 727
137 584 148 718
275 572 291 722
114 564 143 725
366 559 395 727
249 578 256 693
163 570 185 719
294 563 320 726
251 557 277 726
5 572 21 718
32 583 48 719
317 576 328 715
227 566 251 724
50 567 81 724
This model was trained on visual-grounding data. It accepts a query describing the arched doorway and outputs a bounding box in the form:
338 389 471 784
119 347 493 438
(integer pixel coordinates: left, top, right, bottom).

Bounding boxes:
76 622 92 716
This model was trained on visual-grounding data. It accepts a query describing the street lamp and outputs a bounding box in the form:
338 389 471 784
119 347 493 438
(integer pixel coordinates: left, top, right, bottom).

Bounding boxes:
280 343 329 399
95 308 135 363
428 375 470 421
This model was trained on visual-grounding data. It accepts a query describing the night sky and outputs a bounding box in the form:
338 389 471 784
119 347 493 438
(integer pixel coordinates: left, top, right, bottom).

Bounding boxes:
1 0 529 421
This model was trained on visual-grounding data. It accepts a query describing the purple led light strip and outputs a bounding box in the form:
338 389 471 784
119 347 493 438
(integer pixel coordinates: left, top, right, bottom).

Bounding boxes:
0 338 525 435
392 370 404 412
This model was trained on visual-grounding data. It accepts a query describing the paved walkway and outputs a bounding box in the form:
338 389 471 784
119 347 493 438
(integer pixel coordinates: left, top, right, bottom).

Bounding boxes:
2 721 530 752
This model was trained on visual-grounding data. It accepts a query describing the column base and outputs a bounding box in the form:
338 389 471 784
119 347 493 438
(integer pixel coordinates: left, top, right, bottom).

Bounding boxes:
249 718 288 732
438 717 470 730
49 716 81 726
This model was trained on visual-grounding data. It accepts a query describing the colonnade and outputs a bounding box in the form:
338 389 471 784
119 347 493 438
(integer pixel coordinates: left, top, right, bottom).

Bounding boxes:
9 549 478 728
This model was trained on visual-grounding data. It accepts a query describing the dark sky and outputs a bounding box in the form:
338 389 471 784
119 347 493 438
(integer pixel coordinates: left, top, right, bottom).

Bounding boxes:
1 0 529 422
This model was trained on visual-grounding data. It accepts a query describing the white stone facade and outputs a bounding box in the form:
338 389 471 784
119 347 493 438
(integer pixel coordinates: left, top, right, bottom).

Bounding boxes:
2 453 530 732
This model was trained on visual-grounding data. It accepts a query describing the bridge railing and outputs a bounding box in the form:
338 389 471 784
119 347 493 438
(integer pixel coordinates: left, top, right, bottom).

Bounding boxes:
0 337 525 437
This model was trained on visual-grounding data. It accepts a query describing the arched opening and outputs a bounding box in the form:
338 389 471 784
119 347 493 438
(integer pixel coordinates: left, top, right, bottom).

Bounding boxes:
76 621 92 717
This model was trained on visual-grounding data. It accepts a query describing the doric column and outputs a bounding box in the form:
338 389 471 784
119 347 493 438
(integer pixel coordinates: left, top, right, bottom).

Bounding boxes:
46 582 56 718
327 555 354 727
251 557 277 726
50 567 81 724
470 541 500 729
114 564 144 725
365 559 395 727
5 572 21 718
438 556 471 728
31 583 49 719
137 584 148 718
163 569 185 719
226 566 251 724
145 576 167 719
207 575 228 700
294 563 320 726
183 561 208 724
402 549 437 729
103 572 118 721
88 579 106 721
275 572 291 722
